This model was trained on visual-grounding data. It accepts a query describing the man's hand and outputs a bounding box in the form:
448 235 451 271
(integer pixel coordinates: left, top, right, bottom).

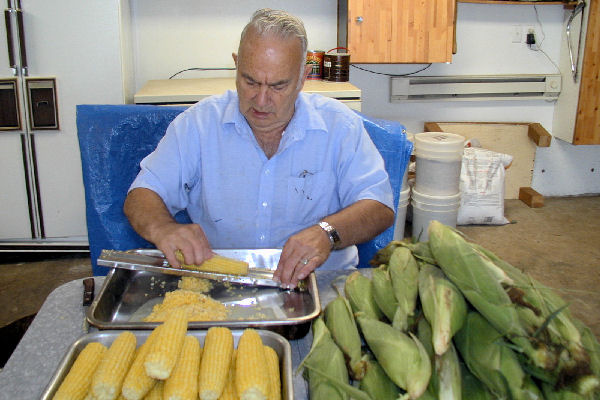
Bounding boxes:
274 224 331 289
152 221 213 269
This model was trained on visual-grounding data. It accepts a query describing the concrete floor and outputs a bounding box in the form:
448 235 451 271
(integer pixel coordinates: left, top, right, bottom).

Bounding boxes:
0 195 598 361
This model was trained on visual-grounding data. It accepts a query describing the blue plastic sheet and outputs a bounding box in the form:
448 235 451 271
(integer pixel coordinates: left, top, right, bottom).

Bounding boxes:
77 104 411 275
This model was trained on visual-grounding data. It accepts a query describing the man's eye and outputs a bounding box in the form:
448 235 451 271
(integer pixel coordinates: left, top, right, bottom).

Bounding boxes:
271 84 286 91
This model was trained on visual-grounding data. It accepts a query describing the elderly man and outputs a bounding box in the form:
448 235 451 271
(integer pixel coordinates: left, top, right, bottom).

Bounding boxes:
124 9 394 288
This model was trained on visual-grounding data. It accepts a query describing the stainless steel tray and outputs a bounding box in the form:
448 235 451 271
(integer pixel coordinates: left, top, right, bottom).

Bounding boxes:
40 329 293 400
87 249 320 339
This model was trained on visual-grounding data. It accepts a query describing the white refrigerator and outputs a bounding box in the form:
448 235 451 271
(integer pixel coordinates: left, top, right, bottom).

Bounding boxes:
0 0 133 249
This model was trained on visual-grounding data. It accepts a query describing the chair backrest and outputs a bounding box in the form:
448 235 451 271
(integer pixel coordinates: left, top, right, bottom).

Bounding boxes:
77 105 411 274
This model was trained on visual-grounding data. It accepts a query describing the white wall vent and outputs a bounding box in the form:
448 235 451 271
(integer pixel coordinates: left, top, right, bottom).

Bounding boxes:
390 74 561 102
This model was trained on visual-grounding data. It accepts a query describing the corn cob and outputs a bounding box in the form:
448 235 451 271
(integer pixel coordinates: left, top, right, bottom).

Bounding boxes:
53 342 107 400
356 314 431 399
143 380 164 400
175 250 248 276
343 271 383 320
164 335 201 400
144 308 188 380
264 346 281 400
454 311 527 399
91 331 137 400
371 266 398 322
300 317 349 400
324 295 366 380
418 263 467 356
358 357 401 400
388 246 419 331
235 329 269 400
219 349 238 400
198 326 234 400
122 326 163 400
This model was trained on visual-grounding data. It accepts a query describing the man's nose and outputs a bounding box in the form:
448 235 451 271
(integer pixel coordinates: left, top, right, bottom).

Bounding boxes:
255 85 269 107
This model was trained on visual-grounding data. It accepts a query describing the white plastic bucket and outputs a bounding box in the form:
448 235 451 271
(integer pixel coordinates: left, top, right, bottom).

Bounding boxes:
393 188 411 240
401 133 415 191
411 188 460 241
414 132 464 196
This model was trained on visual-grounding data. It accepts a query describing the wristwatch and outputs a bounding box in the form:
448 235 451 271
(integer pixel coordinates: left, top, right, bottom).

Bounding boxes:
318 221 341 250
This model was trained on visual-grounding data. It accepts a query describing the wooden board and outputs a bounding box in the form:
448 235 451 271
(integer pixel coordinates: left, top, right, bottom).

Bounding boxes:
425 122 539 199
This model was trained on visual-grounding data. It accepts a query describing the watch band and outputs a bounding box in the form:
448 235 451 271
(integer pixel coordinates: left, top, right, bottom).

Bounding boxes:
318 221 341 250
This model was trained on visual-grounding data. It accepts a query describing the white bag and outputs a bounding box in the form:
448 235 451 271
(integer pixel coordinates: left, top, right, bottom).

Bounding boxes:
457 147 513 225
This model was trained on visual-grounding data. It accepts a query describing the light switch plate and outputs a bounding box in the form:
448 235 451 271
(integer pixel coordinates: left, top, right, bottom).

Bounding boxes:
26 78 59 130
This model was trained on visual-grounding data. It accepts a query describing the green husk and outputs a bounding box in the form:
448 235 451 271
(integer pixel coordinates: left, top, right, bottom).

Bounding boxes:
418 263 467 356
541 382 587 400
299 317 349 400
460 362 495 400
357 314 431 399
325 295 367 380
388 246 420 331
344 271 383 320
454 311 527 399
371 266 398 322
359 357 402 400
428 220 555 371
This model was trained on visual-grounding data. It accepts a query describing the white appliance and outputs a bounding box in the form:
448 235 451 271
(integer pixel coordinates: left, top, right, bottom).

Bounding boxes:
0 0 133 250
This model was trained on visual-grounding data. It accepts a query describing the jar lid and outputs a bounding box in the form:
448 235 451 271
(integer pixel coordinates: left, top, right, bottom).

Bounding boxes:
414 132 465 153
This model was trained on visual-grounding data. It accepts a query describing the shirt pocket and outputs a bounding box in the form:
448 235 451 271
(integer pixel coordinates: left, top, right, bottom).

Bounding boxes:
286 171 335 224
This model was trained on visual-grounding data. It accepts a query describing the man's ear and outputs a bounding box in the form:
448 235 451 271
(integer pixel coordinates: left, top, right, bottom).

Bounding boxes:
232 53 238 67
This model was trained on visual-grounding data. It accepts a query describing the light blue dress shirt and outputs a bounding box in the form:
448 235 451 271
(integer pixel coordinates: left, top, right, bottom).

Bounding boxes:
129 90 393 269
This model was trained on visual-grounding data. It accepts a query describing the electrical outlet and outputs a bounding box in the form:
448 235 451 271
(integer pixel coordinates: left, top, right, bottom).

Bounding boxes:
511 25 522 43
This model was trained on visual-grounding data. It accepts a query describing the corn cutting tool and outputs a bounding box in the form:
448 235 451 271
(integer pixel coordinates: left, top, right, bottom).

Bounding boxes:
97 249 306 290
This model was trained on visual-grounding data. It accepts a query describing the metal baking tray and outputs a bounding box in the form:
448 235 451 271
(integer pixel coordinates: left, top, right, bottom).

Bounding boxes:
87 249 320 339
40 329 293 400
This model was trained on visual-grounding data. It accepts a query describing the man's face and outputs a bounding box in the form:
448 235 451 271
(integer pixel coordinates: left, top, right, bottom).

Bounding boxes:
234 29 308 135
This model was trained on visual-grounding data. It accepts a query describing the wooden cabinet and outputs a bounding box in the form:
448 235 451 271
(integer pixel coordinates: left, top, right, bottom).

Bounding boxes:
341 0 456 63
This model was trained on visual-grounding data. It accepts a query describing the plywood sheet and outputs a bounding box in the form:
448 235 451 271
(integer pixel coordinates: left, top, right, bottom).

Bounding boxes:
435 123 537 199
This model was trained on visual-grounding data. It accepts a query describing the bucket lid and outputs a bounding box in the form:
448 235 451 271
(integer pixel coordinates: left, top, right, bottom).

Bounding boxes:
411 188 461 205
414 132 465 153
400 187 410 200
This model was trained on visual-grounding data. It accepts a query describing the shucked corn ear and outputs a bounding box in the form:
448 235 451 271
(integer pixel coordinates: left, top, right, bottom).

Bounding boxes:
52 342 107 400
324 295 366 380
344 271 382 320
91 331 137 400
264 345 281 400
418 263 467 356
388 246 419 331
198 326 234 400
300 317 349 400
122 325 164 400
175 250 249 276
164 335 201 400
371 266 398 322
235 328 270 400
356 314 431 399
219 349 238 400
144 308 188 380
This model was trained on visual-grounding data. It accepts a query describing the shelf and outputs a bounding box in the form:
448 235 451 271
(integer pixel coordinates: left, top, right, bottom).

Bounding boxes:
458 0 578 7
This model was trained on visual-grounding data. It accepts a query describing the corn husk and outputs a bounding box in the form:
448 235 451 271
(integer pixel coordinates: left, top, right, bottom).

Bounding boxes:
388 246 419 331
541 382 587 400
357 314 431 399
427 220 555 371
300 317 349 400
418 263 467 356
325 295 367 380
344 271 383 320
454 311 528 399
371 266 398 322
460 362 495 400
359 357 402 400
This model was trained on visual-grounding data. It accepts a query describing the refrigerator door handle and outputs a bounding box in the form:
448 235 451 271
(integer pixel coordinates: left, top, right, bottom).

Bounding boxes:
4 8 17 75
15 6 26 75
566 1 585 83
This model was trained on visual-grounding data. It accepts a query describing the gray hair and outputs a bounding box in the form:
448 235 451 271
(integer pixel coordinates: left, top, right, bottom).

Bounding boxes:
240 9 308 79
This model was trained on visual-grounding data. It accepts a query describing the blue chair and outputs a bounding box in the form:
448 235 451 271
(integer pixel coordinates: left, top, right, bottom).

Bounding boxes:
77 105 411 275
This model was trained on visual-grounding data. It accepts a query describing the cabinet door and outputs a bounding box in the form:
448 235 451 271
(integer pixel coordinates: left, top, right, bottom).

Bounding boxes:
347 0 455 63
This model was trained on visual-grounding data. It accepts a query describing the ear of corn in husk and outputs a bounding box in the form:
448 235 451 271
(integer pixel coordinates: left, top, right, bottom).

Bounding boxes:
299 317 350 400
356 314 431 399
454 311 528 400
344 271 383 320
427 221 555 372
541 382 587 400
418 263 467 356
324 295 367 380
369 240 404 267
371 266 398 322
388 246 419 331
460 362 495 400
358 357 402 400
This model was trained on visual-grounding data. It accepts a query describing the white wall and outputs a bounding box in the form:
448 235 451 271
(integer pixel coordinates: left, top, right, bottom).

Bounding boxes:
129 0 600 196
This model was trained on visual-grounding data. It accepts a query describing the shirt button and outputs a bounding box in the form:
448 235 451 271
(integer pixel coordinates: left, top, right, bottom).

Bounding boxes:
262 201 268 207
264 169 270 175
259 234 265 241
